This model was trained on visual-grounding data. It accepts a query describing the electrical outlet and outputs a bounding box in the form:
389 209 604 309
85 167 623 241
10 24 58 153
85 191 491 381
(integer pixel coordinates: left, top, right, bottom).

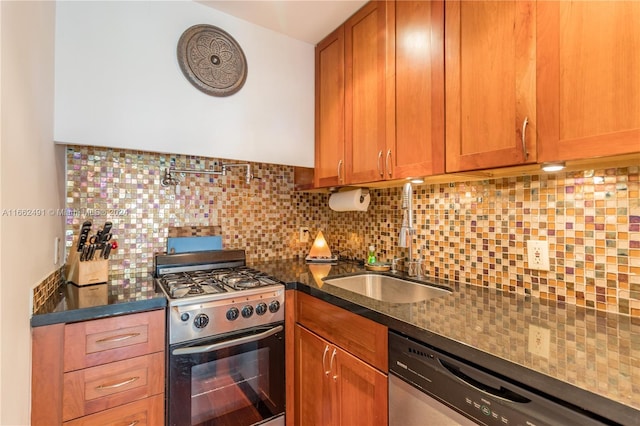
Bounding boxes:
526 240 550 271
528 325 551 358
299 227 310 243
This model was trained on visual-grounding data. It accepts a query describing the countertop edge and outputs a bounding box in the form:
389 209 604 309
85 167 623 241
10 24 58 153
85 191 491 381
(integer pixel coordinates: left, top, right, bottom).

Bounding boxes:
30 297 167 327
286 281 639 426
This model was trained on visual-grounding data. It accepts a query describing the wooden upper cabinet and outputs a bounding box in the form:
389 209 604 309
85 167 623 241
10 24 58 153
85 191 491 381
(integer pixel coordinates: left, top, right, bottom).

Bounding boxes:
386 0 445 179
537 1 640 162
345 0 388 185
445 0 537 172
315 26 345 188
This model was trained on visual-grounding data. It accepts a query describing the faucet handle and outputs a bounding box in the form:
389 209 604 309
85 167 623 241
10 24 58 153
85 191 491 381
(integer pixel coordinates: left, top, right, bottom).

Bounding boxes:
391 257 402 272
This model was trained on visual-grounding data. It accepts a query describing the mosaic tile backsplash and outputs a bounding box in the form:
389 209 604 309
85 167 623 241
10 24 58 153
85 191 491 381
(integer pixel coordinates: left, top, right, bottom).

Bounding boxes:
65 146 639 316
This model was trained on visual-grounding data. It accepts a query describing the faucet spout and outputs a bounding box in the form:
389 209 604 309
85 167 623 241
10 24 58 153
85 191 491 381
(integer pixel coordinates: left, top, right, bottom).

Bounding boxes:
398 182 416 262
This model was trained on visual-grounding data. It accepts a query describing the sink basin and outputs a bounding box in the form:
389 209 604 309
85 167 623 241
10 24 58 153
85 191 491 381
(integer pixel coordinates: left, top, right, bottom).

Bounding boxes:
323 274 450 304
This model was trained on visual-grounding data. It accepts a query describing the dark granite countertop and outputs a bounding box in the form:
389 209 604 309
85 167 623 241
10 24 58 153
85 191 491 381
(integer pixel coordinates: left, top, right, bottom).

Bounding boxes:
250 258 640 426
30 273 166 327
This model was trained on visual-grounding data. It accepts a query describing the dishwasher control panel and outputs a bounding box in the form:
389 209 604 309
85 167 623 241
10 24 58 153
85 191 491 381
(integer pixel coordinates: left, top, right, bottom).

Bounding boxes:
388 331 610 426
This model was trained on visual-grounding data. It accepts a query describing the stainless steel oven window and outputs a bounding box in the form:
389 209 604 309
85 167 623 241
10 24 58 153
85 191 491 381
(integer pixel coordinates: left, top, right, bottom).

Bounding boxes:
168 323 285 426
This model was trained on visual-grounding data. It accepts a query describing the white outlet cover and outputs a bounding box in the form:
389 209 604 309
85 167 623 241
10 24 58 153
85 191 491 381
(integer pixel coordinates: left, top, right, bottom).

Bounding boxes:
528 325 551 359
299 227 310 243
526 240 550 271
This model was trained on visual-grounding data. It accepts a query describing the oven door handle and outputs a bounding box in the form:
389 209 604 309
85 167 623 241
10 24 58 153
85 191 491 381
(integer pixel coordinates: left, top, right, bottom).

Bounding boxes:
172 325 284 356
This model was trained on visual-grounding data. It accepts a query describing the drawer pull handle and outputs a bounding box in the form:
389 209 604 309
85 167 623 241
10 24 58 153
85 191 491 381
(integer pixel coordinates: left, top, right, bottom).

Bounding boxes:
127 422 139 426
95 332 141 344
95 376 140 390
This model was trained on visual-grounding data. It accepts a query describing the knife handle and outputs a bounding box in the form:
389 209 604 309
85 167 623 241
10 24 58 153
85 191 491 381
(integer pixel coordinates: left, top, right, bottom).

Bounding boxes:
103 243 112 259
77 220 92 252
97 221 113 243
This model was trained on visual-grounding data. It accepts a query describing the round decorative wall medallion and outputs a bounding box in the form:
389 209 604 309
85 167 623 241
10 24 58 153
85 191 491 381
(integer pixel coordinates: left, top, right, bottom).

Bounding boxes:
177 24 248 97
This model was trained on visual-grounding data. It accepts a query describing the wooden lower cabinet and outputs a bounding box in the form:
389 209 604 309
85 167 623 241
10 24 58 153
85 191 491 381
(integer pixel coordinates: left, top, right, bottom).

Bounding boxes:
294 324 388 426
291 292 389 425
31 310 165 425
63 393 164 426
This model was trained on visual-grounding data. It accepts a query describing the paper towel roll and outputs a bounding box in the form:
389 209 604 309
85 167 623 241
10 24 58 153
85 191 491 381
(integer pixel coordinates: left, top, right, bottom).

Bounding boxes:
329 189 371 212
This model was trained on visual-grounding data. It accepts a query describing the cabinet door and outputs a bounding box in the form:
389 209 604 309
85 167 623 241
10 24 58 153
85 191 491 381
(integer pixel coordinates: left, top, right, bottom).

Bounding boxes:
334 346 388 426
537 1 640 162
315 26 345 188
294 325 333 426
345 0 388 184
445 0 537 172
386 0 445 180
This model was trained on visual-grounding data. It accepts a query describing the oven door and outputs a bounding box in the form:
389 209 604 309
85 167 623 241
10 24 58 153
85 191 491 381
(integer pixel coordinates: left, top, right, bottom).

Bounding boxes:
168 322 285 426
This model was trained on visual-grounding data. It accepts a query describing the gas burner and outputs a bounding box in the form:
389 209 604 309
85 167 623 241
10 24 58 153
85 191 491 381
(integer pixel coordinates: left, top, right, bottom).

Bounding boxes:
225 276 262 290
187 285 204 295
161 272 228 299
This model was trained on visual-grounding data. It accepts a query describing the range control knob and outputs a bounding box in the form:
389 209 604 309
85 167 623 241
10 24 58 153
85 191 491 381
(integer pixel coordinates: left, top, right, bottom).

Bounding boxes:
180 312 190 322
226 307 239 321
269 300 281 313
241 305 254 318
194 313 209 328
256 302 268 316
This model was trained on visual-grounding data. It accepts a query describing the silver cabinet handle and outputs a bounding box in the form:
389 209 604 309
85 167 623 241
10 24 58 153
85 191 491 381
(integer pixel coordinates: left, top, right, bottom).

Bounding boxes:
172 325 283 355
521 117 529 161
337 160 343 184
330 348 338 381
127 422 139 426
95 376 139 390
377 151 383 177
322 345 330 376
329 348 338 381
386 149 392 177
95 332 141 344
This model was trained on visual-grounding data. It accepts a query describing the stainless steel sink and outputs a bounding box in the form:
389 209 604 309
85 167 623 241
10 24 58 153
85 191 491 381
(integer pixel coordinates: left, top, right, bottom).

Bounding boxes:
323 274 450 304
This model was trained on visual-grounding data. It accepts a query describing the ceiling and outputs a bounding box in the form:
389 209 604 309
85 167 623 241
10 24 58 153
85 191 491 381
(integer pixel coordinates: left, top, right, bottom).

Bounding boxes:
198 1 368 44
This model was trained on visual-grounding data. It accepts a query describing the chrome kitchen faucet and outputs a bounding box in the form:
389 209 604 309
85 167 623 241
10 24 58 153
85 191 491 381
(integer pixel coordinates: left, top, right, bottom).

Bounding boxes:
398 182 416 266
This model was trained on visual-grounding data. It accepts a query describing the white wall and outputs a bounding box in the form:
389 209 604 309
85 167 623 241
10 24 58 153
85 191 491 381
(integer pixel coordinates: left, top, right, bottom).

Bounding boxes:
54 1 315 167
1 1 64 424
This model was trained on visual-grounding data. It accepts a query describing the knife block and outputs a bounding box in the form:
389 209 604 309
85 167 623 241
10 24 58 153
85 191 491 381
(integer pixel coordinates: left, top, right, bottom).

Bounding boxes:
65 239 109 286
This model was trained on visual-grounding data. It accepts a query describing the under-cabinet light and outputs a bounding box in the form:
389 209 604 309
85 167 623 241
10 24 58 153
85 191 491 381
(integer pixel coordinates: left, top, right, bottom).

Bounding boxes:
541 162 566 172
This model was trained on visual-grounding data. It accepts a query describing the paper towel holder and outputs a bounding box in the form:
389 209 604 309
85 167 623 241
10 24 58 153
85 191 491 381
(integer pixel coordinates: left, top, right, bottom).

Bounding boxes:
330 187 369 203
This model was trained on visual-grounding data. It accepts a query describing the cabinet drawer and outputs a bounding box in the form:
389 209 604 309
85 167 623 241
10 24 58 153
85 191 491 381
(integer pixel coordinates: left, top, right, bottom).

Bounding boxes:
296 292 387 372
62 352 165 421
64 309 165 371
63 393 164 426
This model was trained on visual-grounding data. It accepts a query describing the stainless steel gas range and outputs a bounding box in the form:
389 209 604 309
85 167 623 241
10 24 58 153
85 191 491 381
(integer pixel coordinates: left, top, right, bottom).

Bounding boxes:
155 249 285 426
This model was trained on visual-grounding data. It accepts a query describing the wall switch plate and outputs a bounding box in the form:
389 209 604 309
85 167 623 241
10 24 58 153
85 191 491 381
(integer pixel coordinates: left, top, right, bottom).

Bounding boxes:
299 227 310 243
526 240 550 271
54 236 61 265
528 324 551 358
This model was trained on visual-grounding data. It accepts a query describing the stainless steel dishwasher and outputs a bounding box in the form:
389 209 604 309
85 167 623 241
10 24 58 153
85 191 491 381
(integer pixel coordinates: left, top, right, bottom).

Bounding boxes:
388 331 611 426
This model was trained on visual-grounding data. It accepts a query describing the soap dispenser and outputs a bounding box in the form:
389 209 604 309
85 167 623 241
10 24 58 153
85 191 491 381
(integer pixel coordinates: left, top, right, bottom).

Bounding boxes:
367 245 377 265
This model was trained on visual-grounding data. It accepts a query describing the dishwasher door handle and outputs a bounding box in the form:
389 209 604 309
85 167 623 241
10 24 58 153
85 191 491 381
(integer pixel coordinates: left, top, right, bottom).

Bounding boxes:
439 358 530 403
